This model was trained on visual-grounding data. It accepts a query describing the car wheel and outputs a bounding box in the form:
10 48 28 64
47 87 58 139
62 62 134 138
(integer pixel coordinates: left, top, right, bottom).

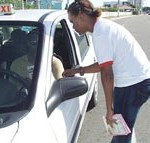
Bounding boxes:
87 79 98 112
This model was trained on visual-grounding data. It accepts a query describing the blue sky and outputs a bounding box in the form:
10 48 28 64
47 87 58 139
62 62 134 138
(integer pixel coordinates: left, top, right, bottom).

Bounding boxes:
90 0 103 7
143 0 150 7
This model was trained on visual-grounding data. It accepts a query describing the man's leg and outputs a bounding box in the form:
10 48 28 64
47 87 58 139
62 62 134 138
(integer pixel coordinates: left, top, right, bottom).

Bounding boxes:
111 79 150 143
111 86 140 143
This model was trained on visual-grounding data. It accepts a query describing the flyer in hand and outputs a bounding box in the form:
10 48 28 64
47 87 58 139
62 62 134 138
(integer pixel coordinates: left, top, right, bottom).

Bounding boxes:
103 114 131 136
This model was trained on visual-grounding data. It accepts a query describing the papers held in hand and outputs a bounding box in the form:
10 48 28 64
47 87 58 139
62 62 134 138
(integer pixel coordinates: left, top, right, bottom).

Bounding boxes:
103 114 131 136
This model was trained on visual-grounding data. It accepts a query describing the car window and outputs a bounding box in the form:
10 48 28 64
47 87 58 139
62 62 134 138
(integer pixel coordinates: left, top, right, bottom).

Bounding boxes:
74 32 90 61
46 19 80 114
53 20 79 71
0 25 39 79
0 22 43 128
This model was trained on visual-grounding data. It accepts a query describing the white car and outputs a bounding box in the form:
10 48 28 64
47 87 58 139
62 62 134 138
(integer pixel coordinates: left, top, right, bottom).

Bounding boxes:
0 5 98 143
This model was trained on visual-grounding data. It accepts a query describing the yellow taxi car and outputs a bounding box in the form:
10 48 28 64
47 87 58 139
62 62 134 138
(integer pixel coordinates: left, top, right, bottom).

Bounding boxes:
0 4 98 143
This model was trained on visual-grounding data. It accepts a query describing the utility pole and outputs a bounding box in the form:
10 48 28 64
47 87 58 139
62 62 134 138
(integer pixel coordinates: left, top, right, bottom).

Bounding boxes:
139 0 142 13
134 0 137 8
21 0 24 9
65 0 69 9
117 0 120 16
36 0 41 9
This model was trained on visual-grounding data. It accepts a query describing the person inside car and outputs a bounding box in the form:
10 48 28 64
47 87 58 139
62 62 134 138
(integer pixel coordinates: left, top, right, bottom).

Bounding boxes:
11 28 38 79
11 28 64 80
52 53 64 80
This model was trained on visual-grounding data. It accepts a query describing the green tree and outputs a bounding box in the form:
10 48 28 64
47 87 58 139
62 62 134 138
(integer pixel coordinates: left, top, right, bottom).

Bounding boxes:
0 0 38 9
143 7 150 12
0 0 21 4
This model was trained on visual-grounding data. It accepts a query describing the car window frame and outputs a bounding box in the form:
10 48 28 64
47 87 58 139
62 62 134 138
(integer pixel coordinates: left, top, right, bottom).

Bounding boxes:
45 16 81 113
74 32 90 61
0 21 44 113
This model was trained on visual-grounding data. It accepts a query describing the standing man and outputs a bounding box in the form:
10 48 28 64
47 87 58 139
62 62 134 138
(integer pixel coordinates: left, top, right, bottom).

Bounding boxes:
63 0 150 143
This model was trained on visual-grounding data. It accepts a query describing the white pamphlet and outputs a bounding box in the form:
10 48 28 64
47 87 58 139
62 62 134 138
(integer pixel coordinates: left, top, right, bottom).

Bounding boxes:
103 114 131 136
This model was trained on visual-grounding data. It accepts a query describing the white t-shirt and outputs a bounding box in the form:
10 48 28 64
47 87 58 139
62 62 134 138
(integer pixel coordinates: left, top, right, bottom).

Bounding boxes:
92 17 150 87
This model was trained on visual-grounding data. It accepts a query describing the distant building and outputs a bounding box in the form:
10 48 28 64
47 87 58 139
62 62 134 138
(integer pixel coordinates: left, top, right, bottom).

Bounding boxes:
103 1 130 8
128 0 143 7
103 0 135 11
104 1 118 8
104 0 142 8
28 0 102 9
26 0 66 9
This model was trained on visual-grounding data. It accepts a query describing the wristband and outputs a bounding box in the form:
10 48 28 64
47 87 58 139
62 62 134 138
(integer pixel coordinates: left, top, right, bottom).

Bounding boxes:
79 67 84 76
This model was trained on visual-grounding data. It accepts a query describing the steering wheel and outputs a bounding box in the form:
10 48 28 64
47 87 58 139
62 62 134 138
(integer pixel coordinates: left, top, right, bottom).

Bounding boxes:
0 68 30 96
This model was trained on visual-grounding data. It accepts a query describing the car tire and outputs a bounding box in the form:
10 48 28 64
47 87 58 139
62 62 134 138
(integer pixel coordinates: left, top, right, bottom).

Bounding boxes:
87 79 98 112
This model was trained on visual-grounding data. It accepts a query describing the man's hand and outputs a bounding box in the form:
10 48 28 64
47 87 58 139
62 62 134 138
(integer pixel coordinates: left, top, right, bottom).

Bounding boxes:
62 69 77 77
106 110 117 128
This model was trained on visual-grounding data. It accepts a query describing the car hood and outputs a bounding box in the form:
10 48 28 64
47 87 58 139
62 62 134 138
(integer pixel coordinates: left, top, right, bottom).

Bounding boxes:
0 106 58 143
0 123 18 142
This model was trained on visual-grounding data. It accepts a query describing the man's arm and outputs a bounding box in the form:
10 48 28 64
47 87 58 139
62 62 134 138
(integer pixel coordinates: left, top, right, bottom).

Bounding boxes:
100 64 114 124
63 62 100 77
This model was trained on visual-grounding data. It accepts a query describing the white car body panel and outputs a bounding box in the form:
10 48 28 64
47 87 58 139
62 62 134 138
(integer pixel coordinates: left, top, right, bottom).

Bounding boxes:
0 9 98 143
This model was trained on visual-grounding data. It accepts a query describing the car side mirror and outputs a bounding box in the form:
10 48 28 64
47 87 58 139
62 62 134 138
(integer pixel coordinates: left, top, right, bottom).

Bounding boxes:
46 77 88 116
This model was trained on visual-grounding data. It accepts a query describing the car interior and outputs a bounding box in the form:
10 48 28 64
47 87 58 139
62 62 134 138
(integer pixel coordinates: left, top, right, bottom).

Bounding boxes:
0 29 27 70
0 25 39 108
53 27 72 69
53 20 79 71
0 21 78 109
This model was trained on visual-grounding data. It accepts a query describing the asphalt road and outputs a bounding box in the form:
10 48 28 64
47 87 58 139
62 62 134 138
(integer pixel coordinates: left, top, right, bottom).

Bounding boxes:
78 15 150 143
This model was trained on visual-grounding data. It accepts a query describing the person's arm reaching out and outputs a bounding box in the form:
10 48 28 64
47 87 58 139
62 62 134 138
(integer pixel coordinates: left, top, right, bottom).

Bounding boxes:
62 62 100 77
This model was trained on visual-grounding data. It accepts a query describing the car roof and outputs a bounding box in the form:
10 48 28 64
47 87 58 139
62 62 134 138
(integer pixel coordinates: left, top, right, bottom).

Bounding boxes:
0 9 67 22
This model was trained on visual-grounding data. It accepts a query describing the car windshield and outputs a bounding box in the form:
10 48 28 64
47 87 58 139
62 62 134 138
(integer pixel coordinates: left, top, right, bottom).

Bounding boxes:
0 22 41 119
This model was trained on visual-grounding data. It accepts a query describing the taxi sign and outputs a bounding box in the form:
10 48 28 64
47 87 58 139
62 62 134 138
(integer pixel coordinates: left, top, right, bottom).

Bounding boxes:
0 4 15 15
